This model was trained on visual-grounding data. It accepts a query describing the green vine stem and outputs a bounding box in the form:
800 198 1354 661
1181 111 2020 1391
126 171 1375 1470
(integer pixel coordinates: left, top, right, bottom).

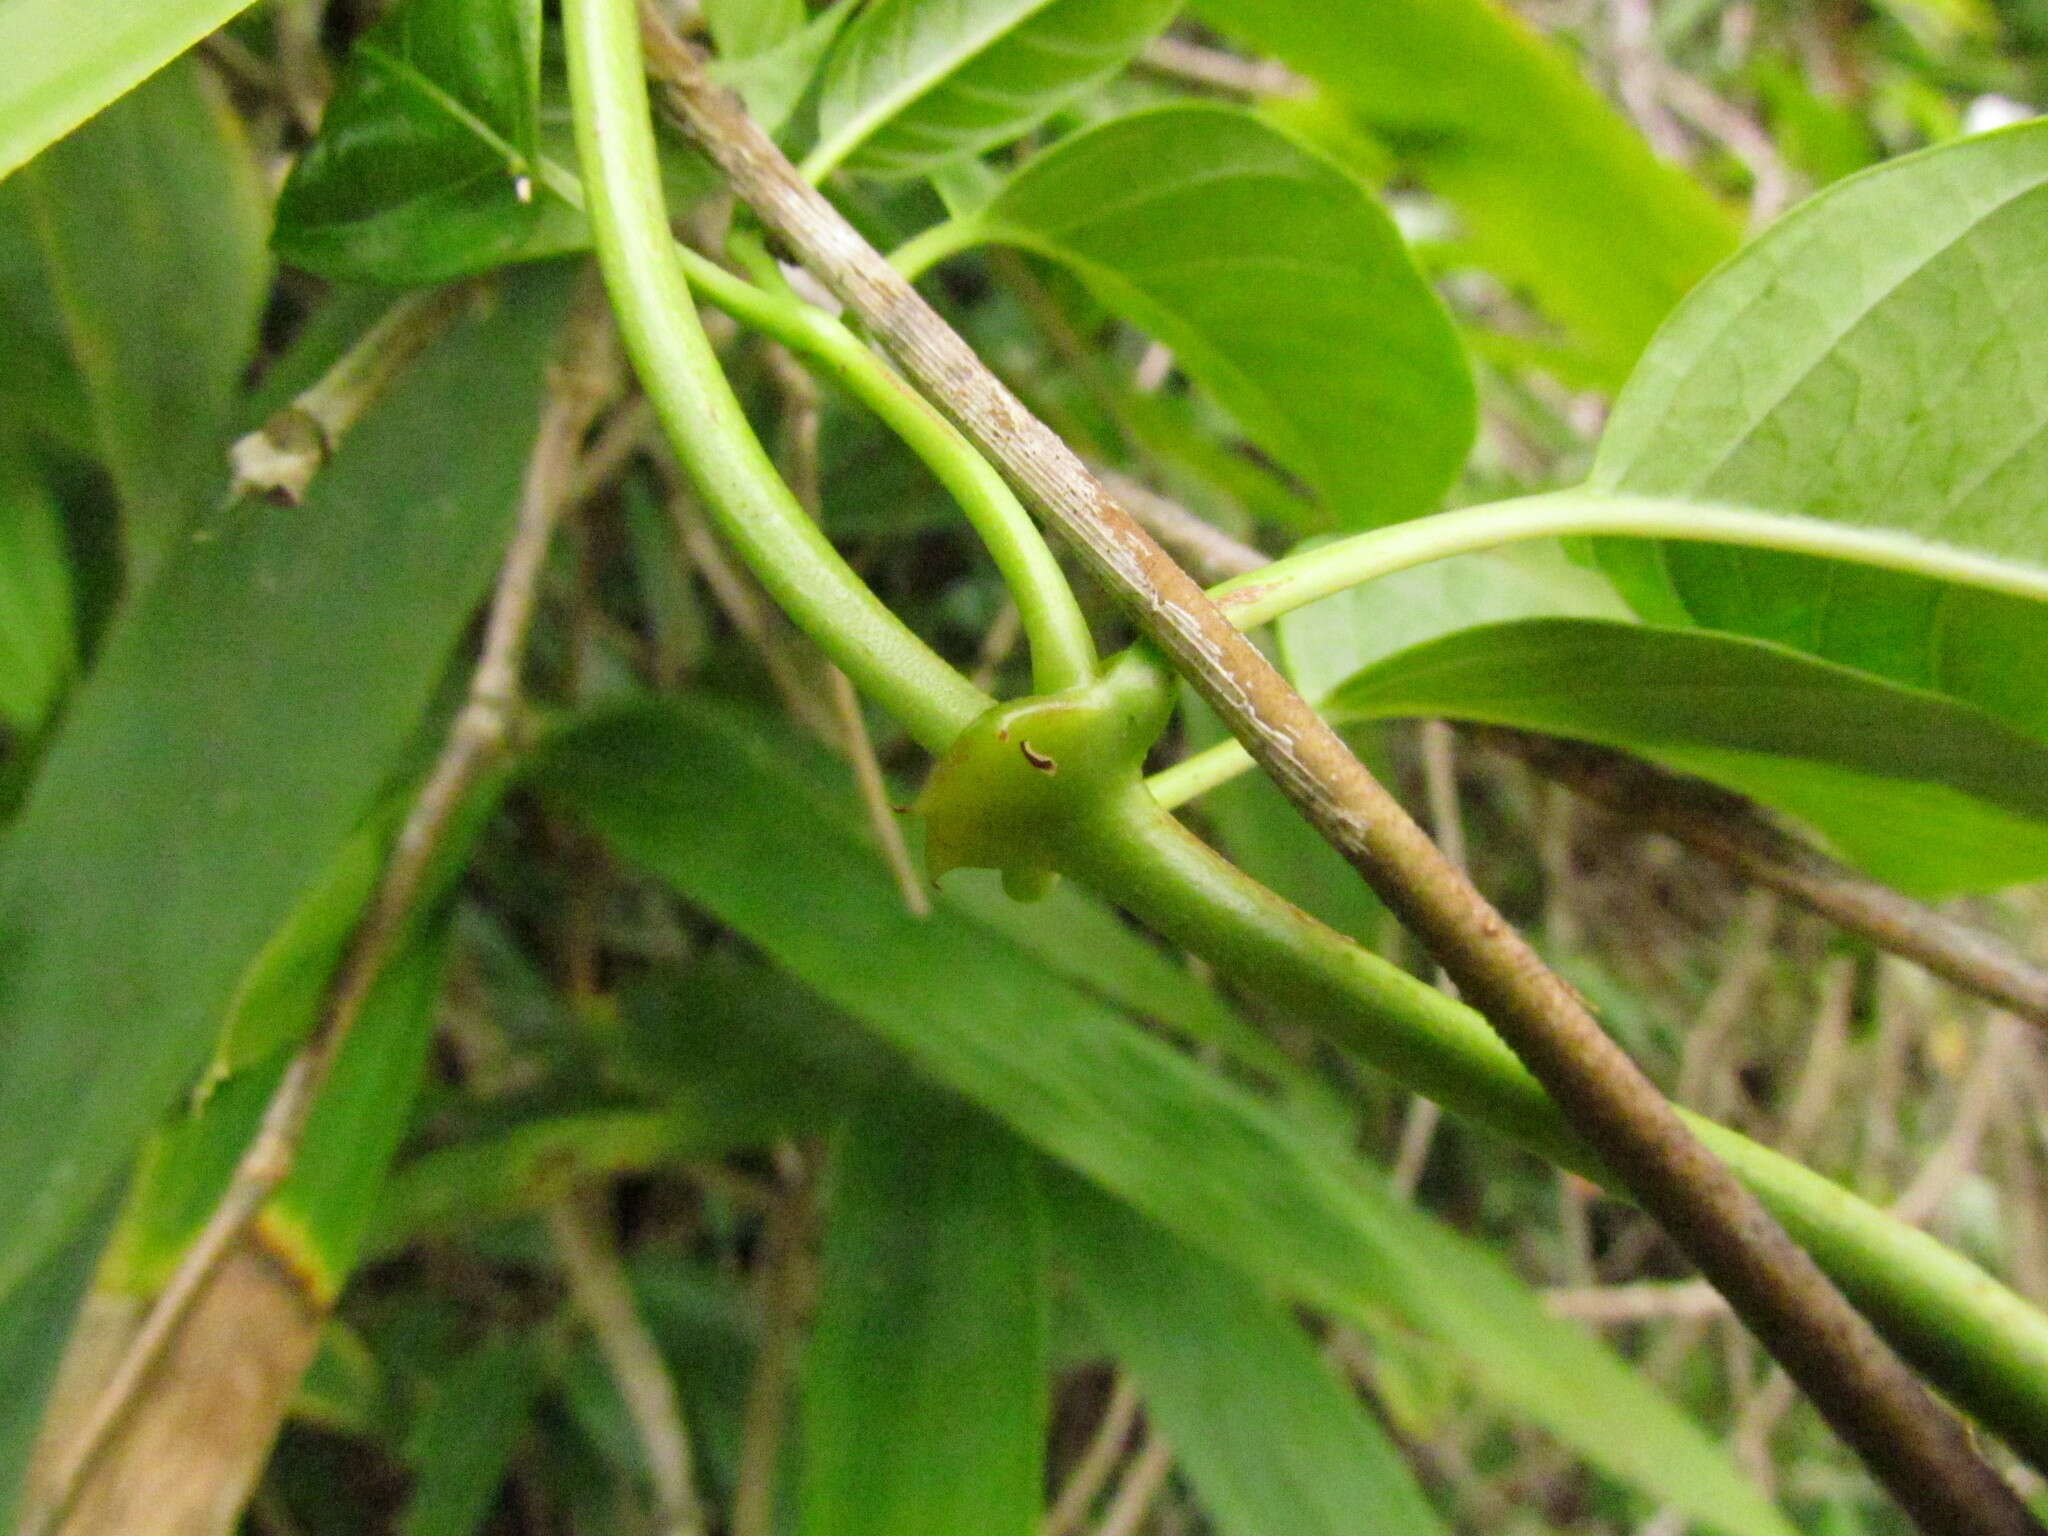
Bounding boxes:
707 233 1097 694
549 47 1092 710
566 0 986 749
1061 778 2048 1467
566 0 2048 1478
1148 489 2048 808
1215 490 2048 632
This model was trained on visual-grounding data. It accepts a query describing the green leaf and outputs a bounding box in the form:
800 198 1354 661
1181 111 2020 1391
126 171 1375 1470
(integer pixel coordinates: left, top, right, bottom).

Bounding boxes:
275 0 582 283
1594 121 2048 746
1190 0 1737 384
0 0 260 177
0 184 93 457
1277 542 1631 704
103 933 449 1305
799 1093 1049 1536
1324 617 2048 893
15 57 270 583
1052 1171 1447 1536
704 0 809 59
806 0 1181 179
399 1335 544 1536
0 1193 116 1532
0 444 75 737
946 105 1475 527
538 699 1794 1536
0 265 572 1309
710 0 862 137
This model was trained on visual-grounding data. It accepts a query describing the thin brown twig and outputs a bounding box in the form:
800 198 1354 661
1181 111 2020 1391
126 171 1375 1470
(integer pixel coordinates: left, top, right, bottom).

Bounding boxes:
634 23 2043 1529
1044 1377 1143 1536
1135 33 1312 99
1481 730 2048 1031
1391 720 1465 1196
1088 1429 1176 1536
765 343 929 915
26 284 621 1536
1545 1279 1727 1325
546 1191 708 1536
732 1146 815 1536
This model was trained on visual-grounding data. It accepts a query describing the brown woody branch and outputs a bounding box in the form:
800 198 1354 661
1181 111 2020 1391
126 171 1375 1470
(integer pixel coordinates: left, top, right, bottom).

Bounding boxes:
633 18 2039 1531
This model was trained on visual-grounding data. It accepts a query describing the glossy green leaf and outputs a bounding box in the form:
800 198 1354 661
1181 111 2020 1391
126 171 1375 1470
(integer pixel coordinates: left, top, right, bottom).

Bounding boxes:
539 699 1793 1536
15 57 270 583
1325 617 2048 893
0 0 259 177
704 0 809 59
0 446 75 736
0 265 570 1310
399 1335 544 1536
1052 1171 1446 1536
943 105 1475 527
806 0 1180 179
1190 0 1737 384
799 1093 1049 1536
1594 121 2048 747
275 0 582 283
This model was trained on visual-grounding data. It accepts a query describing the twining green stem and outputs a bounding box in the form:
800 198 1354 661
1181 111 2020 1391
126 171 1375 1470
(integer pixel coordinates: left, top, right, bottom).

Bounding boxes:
1058 780 2048 1466
1150 488 2048 807
566 0 988 750
542 59 1094 694
706 234 1096 693
1217 490 2048 631
889 214 981 282
1146 735 1256 811
570 0 2048 1475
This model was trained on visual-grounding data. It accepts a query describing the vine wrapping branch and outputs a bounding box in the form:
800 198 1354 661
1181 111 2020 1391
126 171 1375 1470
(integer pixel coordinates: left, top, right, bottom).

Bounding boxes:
1120 487 2048 1031
627 15 2039 1531
25 282 622 1536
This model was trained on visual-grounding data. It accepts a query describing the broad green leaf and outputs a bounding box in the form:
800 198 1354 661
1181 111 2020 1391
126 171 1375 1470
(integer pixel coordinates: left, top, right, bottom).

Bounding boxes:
942 105 1475 527
806 0 1181 179
15 57 270 583
1052 1171 1447 1536
1593 121 2048 747
937 867 1304 1084
704 0 809 59
799 1094 1049 1536
1190 0 1738 384
0 184 92 456
0 445 75 736
275 0 582 283
1277 542 1631 704
0 265 571 1309
1325 617 2048 893
103 933 449 1304
711 0 862 137
0 0 259 176
539 699 1794 1536
399 1336 544 1536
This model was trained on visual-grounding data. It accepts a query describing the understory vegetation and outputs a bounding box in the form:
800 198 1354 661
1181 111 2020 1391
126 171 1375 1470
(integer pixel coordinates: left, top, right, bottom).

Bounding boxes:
8 1 2048 1534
